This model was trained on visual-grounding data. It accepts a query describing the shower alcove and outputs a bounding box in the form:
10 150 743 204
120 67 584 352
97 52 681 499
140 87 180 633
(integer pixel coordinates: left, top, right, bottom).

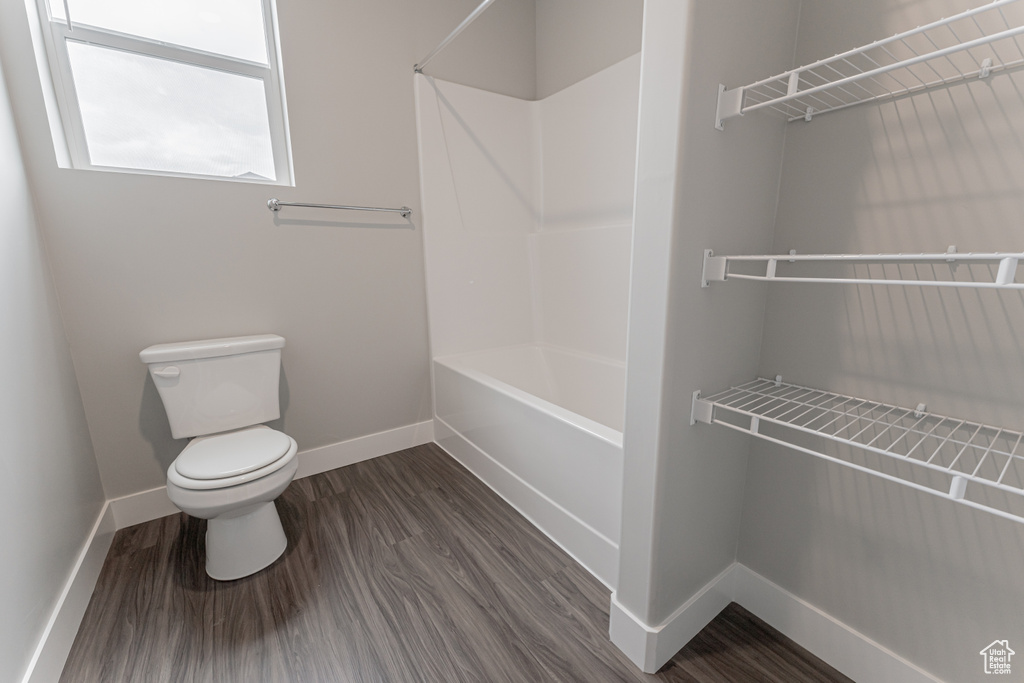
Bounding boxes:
414 43 639 586
414 0 1024 680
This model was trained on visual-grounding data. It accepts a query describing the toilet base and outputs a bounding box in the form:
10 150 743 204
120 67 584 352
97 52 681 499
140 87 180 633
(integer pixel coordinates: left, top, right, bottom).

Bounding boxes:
205 501 287 580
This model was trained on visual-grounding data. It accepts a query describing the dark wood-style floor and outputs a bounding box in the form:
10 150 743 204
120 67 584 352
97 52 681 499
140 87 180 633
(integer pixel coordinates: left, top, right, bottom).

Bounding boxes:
61 444 853 682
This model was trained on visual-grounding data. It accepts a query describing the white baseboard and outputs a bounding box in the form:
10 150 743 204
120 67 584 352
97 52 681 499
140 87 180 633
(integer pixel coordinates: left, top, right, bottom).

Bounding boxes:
21 420 435 683
293 420 435 480
21 503 115 683
609 563 735 672
26 420 937 683
434 417 619 589
609 562 944 681
109 486 178 529
109 420 436 530
731 564 943 683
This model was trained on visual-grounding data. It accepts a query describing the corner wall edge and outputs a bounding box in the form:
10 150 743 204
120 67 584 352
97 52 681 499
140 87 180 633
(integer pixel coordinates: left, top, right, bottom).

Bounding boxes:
21 502 114 683
609 562 945 682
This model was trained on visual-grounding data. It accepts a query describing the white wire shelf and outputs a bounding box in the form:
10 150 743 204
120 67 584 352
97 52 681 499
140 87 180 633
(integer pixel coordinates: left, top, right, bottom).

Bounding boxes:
691 378 1024 523
715 0 1024 129
700 248 1023 288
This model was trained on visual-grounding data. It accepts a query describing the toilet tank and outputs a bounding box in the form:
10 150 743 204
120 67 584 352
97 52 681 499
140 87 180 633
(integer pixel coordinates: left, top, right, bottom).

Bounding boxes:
140 334 285 439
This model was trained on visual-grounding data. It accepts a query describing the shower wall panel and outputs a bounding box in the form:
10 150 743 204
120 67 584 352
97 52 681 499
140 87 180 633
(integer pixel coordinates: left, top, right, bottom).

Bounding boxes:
415 55 640 363
415 77 540 358
534 54 639 362
415 58 640 586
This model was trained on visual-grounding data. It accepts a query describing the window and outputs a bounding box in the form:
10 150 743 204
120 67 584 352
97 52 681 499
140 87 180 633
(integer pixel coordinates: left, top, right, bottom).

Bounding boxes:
36 0 291 183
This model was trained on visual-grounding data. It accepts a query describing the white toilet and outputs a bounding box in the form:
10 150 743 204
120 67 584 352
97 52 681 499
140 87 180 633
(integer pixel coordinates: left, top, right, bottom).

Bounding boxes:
140 334 298 581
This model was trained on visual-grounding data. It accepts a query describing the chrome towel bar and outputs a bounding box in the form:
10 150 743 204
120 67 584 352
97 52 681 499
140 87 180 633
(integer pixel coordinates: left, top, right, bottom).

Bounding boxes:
267 198 411 219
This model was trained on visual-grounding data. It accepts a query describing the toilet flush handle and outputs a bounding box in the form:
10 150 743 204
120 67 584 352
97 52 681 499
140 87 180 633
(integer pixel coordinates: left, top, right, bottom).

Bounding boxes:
152 366 180 379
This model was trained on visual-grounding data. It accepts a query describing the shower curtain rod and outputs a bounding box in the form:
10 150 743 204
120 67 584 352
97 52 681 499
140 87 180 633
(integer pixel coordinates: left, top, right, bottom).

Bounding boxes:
414 0 499 74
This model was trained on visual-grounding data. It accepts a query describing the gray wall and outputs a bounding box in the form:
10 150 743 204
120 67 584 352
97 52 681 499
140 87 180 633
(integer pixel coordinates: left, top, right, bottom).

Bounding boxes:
616 0 799 626
738 1 1024 681
0 0 538 500
0 0 642 502
535 0 643 99
419 0 537 99
0 62 104 683
429 0 643 101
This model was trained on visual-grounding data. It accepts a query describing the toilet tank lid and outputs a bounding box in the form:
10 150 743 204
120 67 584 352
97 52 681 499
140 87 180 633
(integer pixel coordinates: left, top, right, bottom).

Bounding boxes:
140 334 285 364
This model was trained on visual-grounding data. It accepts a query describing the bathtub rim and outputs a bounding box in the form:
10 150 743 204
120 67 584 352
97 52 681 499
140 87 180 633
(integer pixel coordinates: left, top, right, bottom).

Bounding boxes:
433 347 624 448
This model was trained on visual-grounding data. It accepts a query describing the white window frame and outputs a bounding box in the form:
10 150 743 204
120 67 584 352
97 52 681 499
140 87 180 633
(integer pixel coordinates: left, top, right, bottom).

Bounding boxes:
34 0 293 184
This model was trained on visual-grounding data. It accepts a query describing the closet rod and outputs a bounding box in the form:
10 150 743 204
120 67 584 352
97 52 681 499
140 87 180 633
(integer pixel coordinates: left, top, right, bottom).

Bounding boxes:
414 0 499 74
267 198 412 218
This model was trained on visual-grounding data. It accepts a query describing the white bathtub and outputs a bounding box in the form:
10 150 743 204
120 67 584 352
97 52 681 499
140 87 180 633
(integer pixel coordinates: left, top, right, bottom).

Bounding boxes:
432 344 624 587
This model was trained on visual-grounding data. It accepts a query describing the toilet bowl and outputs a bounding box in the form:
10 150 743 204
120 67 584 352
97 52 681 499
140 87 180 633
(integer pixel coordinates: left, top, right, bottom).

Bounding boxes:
140 334 297 581
165 425 298 580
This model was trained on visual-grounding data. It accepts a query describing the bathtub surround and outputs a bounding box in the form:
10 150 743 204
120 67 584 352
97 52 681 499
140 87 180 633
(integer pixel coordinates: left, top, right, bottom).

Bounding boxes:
416 55 640 586
416 56 639 360
434 349 623 584
0 64 106 683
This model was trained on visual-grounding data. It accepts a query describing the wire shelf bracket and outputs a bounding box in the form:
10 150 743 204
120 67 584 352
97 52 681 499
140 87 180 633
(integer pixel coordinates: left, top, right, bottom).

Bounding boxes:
700 247 1023 289
715 0 1024 130
692 378 1024 524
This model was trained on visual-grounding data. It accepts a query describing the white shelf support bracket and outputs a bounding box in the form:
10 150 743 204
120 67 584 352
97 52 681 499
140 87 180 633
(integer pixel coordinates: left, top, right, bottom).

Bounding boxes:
804 106 814 122
787 71 801 96
980 57 993 78
914 403 928 418
702 249 728 287
995 256 1018 286
949 475 968 500
946 245 959 273
691 390 714 426
715 84 744 131
765 258 778 279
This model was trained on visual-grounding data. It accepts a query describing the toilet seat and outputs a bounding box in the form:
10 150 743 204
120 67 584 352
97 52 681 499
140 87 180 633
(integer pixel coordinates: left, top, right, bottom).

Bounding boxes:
168 426 298 491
